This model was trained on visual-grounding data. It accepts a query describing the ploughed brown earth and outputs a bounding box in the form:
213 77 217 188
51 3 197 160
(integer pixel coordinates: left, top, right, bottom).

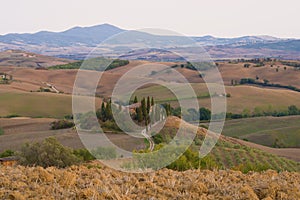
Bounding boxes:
0 163 299 199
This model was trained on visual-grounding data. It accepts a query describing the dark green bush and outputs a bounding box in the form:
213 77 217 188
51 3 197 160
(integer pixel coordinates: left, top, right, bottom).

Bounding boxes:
73 149 95 161
4 114 21 118
51 119 74 130
0 149 14 158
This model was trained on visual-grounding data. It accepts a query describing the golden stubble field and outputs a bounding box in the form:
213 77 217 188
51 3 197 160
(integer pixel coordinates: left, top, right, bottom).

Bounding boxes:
0 163 299 200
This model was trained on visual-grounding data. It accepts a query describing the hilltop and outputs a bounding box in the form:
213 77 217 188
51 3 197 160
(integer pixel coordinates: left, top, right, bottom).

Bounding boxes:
0 50 73 68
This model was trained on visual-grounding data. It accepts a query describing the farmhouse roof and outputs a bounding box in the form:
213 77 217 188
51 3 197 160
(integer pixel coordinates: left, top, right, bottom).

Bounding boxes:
127 102 141 109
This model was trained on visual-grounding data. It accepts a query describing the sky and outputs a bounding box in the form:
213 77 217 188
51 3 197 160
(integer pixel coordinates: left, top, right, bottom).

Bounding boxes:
1 0 299 38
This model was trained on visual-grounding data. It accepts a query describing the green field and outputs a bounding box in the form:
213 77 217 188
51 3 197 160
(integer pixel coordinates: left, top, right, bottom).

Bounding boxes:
0 92 72 118
133 83 300 113
48 58 129 71
221 116 300 148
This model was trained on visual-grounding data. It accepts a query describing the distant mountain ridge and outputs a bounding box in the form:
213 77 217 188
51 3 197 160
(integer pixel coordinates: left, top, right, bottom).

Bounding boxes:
0 23 299 60
0 24 124 46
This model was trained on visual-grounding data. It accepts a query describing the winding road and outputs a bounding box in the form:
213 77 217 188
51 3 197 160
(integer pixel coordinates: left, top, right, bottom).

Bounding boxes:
141 129 155 151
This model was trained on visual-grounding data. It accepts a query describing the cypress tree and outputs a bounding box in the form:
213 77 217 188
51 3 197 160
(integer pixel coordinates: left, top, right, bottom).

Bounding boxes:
105 99 113 121
151 97 154 106
133 96 138 103
101 102 106 121
166 103 171 116
137 107 143 122
147 96 151 114
155 105 160 122
141 98 147 119
118 103 122 112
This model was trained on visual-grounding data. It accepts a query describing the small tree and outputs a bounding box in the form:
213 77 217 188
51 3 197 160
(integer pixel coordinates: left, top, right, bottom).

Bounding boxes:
199 107 211 121
263 79 269 85
244 64 250 68
288 105 299 115
105 100 113 121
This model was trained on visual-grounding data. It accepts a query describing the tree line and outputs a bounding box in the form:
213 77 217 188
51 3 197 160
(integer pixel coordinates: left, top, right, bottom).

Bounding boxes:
239 78 300 92
174 105 300 122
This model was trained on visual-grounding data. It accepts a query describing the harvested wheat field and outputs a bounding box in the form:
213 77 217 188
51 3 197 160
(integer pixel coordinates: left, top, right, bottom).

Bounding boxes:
0 164 299 200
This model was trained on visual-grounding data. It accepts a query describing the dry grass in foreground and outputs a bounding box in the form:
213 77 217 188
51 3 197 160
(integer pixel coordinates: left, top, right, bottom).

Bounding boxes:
0 163 299 200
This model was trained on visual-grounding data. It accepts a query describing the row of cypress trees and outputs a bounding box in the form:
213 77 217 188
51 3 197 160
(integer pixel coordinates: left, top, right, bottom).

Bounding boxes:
97 96 172 126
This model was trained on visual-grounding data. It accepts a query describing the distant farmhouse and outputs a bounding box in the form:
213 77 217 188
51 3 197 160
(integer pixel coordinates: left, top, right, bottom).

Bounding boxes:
0 73 6 79
126 102 141 114
0 72 13 83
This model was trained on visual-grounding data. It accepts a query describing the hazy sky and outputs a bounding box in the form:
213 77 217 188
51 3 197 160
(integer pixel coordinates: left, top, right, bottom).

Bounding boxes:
1 0 299 38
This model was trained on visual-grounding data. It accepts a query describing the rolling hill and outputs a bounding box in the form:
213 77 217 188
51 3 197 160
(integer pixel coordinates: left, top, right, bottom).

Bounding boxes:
0 50 73 68
221 116 300 148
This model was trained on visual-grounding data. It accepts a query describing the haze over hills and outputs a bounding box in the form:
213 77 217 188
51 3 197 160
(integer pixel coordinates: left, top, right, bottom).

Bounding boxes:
0 50 73 68
0 24 299 60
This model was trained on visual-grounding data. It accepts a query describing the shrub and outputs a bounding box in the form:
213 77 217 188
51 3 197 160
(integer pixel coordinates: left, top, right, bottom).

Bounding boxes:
4 114 21 118
199 155 220 170
0 149 14 158
101 120 122 132
152 134 164 144
167 148 219 171
51 120 74 130
18 137 81 168
232 163 271 173
91 146 117 160
73 149 95 161
39 87 51 92
0 127 3 135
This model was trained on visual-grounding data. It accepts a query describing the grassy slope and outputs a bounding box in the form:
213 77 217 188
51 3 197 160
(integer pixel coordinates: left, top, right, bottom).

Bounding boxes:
0 92 72 118
221 116 300 148
159 118 300 172
0 89 102 118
